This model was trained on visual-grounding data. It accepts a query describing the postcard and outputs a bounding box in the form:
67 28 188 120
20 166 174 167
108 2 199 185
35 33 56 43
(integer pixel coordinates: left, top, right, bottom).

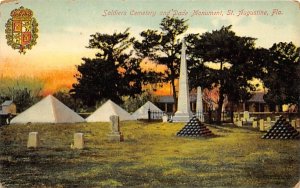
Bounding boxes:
0 0 299 187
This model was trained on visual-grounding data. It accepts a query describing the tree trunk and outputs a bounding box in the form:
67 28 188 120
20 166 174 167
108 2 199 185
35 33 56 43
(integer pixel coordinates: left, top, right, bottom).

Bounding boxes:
279 104 283 112
216 92 225 125
208 108 212 124
216 62 224 125
230 102 234 123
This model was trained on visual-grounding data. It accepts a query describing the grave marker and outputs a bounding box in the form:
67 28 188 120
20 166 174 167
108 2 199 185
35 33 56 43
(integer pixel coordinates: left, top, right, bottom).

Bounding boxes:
243 111 250 121
291 120 296 129
162 115 168 122
252 121 258 128
196 86 204 122
73 133 84 149
108 115 124 142
27 132 39 148
259 119 265 131
236 121 243 127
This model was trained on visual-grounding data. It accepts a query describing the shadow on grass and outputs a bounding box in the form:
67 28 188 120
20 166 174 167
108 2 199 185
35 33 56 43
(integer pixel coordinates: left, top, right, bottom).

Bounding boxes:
1 122 299 187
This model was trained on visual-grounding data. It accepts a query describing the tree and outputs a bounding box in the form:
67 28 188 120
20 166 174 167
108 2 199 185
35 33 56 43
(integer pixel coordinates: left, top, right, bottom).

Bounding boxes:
0 77 44 110
8 87 41 113
121 91 158 113
263 42 300 111
53 90 85 112
134 16 188 110
71 29 143 107
187 26 261 124
0 77 43 112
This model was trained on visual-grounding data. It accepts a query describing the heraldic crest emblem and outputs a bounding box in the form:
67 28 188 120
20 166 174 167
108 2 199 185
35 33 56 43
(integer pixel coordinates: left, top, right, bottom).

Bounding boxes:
5 6 38 54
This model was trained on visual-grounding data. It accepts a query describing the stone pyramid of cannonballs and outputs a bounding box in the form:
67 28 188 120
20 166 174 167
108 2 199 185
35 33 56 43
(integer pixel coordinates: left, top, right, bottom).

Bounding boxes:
177 116 214 137
262 116 299 139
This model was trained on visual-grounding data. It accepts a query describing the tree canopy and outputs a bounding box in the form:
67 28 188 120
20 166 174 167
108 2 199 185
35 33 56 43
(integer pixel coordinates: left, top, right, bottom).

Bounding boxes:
134 16 188 109
262 42 300 110
187 25 261 124
71 29 143 107
71 16 299 117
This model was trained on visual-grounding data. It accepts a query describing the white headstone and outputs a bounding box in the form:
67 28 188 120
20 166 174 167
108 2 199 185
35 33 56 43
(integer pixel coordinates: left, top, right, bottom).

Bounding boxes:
291 120 296 128
110 115 120 133
27 132 39 148
73 133 84 149
162 115 168 122
236 121 242 127
196 86 204 122
108 115 124 142
172 37 192 122
252 121 258 128
243 111 250 121
259 119 265 131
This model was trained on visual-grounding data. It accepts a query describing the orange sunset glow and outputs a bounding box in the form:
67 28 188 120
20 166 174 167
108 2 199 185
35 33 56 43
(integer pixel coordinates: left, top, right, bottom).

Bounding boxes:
0 59 173 96
0 61 77 95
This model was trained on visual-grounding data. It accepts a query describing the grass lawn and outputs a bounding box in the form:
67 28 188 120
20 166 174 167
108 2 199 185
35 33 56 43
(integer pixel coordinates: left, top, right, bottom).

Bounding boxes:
0 121 299 187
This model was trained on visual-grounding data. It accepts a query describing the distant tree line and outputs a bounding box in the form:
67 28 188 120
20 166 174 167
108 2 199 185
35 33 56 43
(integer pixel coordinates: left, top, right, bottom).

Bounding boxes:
0 77 43 112
71 16 299 124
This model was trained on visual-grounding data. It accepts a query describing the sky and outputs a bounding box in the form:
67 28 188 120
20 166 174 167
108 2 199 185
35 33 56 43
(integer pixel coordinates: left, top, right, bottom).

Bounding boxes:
0 0 299 94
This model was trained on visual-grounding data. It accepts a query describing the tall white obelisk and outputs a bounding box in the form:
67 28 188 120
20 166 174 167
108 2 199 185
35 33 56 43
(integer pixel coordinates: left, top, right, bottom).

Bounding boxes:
196 86 204 122
172 38 192 122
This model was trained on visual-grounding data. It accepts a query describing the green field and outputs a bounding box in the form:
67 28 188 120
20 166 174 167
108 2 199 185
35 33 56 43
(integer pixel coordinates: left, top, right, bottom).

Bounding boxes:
0 121 299 187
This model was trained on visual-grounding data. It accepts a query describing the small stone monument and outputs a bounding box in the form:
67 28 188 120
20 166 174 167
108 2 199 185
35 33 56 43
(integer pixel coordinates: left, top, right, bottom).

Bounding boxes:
243 111 250 121
236 121 242 127
162 115 168 122
196 86 204 122
73 133 84 149
252 121 258 128
259 119 265 131
291 120 296 128
108 115 124 142
27 132 39 148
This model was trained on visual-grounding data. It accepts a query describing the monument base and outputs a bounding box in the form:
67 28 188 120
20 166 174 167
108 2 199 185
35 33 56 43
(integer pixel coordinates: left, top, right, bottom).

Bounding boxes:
108 132 124 142
172 112 192 122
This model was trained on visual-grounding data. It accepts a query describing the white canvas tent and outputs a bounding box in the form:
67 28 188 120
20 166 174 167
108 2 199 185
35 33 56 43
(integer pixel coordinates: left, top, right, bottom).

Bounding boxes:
10 95 85 124
131 101 163 120
86 99 135 122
